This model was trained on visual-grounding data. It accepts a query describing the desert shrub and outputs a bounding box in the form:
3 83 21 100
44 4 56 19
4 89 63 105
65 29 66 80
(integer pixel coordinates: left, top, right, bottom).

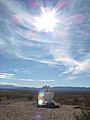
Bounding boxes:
74 110 90 120
84 97 90 108
26 95 33 101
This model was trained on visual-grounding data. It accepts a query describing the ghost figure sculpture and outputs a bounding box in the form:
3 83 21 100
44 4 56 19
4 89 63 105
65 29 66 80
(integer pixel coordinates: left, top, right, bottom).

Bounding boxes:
38 85 59 108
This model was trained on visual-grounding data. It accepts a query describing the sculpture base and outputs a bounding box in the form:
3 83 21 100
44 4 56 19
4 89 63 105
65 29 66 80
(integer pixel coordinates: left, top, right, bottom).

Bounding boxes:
37 102 59 108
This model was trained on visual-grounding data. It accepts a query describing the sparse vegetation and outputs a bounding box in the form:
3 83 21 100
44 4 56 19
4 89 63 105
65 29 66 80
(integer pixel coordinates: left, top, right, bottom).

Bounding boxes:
0 90 37 102
74 110 90 120
0 90 90 108
54 91 90 108
0 89 90 120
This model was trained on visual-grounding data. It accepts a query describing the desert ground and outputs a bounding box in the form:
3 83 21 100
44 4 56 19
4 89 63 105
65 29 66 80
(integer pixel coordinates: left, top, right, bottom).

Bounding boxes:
0 99 80 120
0 89 90 120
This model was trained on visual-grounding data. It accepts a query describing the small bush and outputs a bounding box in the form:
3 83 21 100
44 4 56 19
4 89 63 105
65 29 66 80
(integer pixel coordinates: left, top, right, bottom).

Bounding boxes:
26 95 33 101
74 110 90 120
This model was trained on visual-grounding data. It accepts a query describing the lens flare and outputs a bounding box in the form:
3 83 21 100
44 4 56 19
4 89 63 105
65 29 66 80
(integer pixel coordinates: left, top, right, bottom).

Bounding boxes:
28 0 38 8
56 0 67 9
39 91 45 97
32 112 43 120
38 91 45 105
73 14 85 25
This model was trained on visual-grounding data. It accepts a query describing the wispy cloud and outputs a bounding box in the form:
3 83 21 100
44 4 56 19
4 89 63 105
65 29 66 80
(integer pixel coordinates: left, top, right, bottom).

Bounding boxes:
48 45 90 73
18 78 55 82
35 79 55 82
0 72 14 79
0 72 55 83
0 0 90 82
57 55 90 81
13 68 31 74
70 58 90 74
0 82 17 86
18 78 34 82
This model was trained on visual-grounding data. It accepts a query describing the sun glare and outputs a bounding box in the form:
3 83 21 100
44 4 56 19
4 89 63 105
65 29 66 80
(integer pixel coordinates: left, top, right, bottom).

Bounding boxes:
34 9 58 32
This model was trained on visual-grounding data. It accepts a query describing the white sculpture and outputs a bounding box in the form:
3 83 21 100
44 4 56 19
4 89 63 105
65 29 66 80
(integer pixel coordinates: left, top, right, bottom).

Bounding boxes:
38 85 59 108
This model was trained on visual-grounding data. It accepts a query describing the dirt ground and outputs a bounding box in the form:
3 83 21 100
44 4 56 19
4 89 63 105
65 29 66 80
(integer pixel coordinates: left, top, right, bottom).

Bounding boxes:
0 100 80 120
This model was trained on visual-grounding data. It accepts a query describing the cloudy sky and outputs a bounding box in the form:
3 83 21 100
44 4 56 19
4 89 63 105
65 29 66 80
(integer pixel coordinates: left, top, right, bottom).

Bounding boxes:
0 0 90 87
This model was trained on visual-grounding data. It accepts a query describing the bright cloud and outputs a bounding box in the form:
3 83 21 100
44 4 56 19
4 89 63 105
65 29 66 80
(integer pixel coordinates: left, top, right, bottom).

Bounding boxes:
0 73 14 79
71 58 90 74
18 78 55 82
56 56 90 74
0 82 17 86
38 80 55 82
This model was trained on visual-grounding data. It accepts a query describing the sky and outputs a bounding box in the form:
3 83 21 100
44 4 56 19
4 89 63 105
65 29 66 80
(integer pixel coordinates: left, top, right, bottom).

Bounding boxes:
0 0 90 88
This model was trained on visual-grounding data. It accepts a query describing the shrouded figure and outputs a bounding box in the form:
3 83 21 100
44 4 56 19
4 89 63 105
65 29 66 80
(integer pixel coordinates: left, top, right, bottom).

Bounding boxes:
38 85 59 108
44 88 54 103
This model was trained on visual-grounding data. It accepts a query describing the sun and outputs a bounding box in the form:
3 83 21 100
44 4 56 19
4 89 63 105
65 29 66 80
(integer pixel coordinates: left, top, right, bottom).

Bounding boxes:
33 9 58 32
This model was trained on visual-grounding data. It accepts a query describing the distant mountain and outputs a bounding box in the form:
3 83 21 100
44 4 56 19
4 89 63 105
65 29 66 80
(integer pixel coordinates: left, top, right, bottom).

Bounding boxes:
0 85 17 89
0 85 40 91
53 86 90 92
0 85 90 92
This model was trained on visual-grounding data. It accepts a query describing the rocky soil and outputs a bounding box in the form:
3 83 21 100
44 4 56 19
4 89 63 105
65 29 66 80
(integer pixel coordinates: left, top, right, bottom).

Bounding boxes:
0 100 80 120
